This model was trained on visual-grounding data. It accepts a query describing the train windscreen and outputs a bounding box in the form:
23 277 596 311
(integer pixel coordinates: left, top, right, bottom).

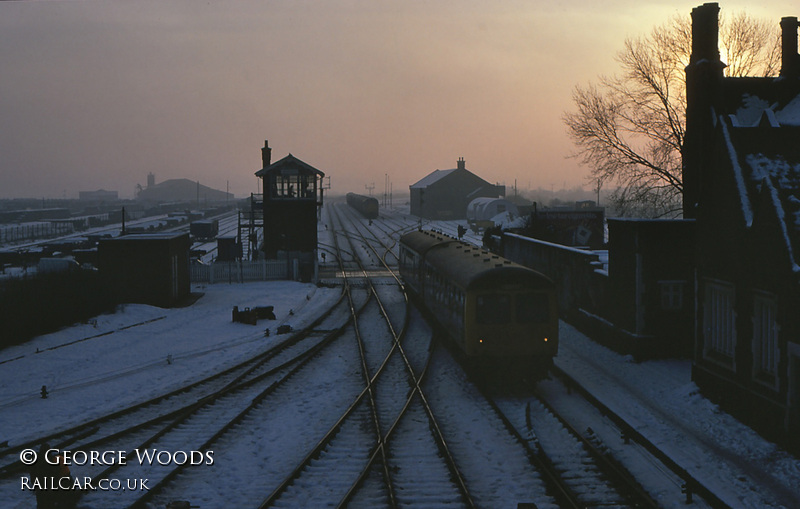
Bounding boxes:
515 292 550 323
476 294 511 324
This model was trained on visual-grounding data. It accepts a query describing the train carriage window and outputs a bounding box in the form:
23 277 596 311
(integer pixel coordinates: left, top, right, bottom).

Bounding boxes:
516 292 549 323
476 294 511 324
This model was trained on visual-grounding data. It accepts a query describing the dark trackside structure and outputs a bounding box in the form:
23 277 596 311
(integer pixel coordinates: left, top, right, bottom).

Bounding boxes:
98 232 191 308
255 140 325 281
683 3 800 445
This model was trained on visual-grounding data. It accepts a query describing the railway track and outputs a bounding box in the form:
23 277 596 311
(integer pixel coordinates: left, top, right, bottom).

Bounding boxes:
491 386 659 508
342 202 713 508
257 203 477 507
0 292 352 507
140 291 373 508
93 290 370 509
335 203 563 507
3 201 762 507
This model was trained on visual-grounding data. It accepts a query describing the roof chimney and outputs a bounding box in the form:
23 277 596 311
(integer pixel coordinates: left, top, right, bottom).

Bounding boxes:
683 3 724 220
690 3 721 65
780 17 800 78
457 157 465 170
261 140 272 169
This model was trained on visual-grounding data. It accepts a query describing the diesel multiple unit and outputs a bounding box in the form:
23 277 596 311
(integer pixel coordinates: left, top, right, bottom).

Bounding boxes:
346 192 380 219
399 230 558 375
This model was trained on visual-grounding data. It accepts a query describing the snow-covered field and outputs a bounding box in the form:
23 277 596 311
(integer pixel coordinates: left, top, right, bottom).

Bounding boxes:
0 281 341 444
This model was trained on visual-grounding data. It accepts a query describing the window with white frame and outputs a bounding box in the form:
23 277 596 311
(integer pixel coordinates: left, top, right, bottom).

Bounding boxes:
752 292 779 381
703 280 736 363
659 280 685 310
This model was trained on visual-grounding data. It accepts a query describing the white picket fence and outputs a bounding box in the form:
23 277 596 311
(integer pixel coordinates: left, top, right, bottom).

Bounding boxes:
191 260 290 284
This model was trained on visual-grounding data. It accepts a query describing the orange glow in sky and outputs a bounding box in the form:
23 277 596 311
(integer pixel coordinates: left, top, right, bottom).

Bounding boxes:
1 1 797 199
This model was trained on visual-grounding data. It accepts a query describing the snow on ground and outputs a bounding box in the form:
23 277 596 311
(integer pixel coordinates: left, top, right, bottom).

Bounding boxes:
0 281 341 445
556 322 800 508
0 275 798 507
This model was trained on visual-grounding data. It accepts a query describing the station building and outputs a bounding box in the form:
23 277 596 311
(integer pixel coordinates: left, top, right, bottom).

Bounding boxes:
683 3 800 445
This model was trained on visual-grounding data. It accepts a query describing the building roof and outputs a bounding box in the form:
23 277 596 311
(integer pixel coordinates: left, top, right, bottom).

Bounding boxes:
104 232 189 242
721 95 800 272
409 168 457 189
255 153 324 178
136 178 232 203
722 82 800 128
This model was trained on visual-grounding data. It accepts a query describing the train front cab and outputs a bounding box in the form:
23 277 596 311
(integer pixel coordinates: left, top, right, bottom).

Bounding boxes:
464 272 558 371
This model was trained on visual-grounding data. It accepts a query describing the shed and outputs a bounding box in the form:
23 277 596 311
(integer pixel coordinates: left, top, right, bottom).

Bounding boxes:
98 232 191 308
607 219 695 356
409 158 504 220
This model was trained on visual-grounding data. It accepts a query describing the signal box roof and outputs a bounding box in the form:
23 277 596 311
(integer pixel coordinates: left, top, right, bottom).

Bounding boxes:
255 153 325 178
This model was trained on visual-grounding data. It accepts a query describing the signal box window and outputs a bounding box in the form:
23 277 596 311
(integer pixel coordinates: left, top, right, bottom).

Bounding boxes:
516 292 549 323
271 174 314 199
476 294 510 324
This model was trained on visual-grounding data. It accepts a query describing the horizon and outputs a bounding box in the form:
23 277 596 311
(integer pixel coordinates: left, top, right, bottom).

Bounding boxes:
1 1 796 200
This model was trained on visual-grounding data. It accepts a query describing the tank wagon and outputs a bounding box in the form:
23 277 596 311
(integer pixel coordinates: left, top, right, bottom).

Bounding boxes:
346 192 379 219
399 230 558 377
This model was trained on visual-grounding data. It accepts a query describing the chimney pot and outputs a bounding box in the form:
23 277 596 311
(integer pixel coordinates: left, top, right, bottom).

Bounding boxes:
261 140 272 169
690 3 721 65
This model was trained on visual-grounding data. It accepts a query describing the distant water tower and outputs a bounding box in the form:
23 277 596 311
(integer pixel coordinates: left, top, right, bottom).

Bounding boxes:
147 172 155 188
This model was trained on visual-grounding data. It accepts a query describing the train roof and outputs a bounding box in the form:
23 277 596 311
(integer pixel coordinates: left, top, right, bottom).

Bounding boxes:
400 230 553 290
346 192 379 202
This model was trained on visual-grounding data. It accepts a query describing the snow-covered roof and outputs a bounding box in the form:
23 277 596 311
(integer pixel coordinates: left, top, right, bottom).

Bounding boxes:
775 93 800 126
727 90 800 128
721 108 800 272
409 168 457 189
466 197 518 221
104 232 188 241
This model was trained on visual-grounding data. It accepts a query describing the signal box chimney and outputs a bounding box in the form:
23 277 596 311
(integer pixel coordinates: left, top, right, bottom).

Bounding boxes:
261 140 272 169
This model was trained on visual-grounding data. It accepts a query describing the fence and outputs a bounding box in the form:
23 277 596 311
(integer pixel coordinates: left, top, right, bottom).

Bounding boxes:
0 222 76 244
502 232 608 318
191 260 290 284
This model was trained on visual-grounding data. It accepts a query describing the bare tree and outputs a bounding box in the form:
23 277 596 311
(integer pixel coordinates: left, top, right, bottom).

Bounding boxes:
564 10 780 218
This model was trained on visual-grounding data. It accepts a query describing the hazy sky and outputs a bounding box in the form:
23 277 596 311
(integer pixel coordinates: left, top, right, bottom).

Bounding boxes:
1 0 797 199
